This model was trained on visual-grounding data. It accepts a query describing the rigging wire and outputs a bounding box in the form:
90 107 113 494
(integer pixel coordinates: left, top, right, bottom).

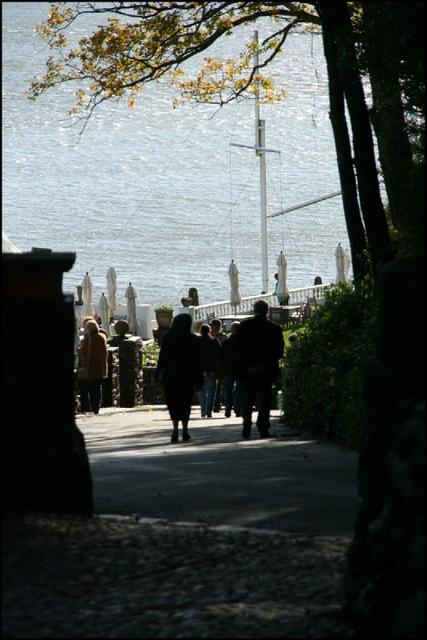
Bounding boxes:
228 99 241 262
229 143 234 260
170 157 260 306
268 105 314 282
85 108 212 274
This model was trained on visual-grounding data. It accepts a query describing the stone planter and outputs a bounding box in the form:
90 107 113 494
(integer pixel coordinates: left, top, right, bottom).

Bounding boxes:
155 309 173 329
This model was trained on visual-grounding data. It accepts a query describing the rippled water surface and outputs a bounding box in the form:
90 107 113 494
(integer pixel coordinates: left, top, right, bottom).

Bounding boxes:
3 2 358 310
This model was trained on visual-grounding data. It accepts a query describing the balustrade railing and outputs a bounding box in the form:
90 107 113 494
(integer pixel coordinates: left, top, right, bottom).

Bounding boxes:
193 283 332 323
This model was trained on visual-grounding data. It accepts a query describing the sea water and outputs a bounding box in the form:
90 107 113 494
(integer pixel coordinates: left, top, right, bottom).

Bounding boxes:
3 2 363 312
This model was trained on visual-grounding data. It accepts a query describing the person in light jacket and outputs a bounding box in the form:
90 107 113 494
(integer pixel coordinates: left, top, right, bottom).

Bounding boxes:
77 319 108 414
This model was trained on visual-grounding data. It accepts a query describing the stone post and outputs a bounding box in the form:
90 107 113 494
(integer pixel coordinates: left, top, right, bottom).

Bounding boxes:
2 252 93 515
102 347 119 408
110 334 143 407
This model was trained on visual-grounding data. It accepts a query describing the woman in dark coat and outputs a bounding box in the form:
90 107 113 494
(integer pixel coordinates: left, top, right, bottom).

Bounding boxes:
157 313 203 443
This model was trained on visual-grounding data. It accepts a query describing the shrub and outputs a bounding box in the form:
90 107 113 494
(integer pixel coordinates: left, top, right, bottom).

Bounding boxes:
281 277 378 449
142 342 160 367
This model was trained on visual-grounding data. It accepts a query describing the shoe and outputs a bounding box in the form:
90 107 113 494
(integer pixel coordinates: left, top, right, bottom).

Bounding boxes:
225 409 231 418
206 412 212 418
171 432 179 443
182 432 191 442
259 431 276 439
201 413 206 418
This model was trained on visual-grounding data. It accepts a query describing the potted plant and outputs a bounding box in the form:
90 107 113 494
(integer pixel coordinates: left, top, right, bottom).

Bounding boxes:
154 305 174 329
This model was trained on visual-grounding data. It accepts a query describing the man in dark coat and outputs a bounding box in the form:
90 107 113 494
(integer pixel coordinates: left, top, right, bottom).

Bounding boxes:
237 299 284 439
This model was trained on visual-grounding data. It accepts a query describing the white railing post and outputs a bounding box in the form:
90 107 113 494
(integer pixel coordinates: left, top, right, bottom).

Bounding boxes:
178 305 196 332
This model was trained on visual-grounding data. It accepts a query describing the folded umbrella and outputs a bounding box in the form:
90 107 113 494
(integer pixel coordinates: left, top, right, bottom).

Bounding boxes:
228 260 242 309
125 282 139 335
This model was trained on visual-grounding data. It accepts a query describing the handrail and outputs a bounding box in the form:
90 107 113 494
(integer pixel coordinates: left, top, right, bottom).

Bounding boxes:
193 283 332 322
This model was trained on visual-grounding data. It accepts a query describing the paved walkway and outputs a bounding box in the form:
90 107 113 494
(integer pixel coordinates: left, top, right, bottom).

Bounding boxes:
3 407 360 638
77 406 359 536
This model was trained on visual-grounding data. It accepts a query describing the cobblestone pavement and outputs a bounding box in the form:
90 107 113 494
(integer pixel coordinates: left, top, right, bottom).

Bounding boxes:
3 408 359 638
3 513 357 638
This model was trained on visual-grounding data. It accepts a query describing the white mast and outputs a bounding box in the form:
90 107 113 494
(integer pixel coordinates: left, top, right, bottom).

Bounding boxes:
229 30 280 294
254 31 269 293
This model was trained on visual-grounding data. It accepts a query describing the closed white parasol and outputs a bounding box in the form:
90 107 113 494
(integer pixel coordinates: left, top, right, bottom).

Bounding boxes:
276 251 290 303
98 292 111 337
344 249 351 281
228 260 242 309
335 243 347 284
81 272 95 318
125 282 139 335
106 267 117 313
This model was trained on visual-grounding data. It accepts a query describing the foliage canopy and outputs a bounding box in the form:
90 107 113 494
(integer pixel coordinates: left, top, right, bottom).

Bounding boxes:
28 2 320 130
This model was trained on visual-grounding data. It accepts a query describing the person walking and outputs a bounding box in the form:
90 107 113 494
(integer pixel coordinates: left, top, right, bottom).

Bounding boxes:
274 272 290 306
198 323 221 418
222 321 243 418
237 299 284 439
76 316 96 412
77 319 108 414
210 318 227 413
156 313 203 443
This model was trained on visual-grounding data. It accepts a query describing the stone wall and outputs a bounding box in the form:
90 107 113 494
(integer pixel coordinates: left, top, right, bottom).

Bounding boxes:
2 253 93 516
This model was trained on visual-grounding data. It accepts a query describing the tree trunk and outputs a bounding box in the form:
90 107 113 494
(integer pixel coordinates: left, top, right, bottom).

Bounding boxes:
361 5 414 233
318 3 368 282
318 2 393 275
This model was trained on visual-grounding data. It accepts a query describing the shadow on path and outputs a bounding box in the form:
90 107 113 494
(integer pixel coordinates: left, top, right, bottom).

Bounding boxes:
78 407 359 536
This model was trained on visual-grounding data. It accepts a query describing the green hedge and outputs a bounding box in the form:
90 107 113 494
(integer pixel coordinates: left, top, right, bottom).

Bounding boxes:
281 277 378 449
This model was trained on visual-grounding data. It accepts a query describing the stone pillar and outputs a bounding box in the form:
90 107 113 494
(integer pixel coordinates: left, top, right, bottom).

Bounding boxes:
2 252 93 515
110 335 143 407
101 347 119 408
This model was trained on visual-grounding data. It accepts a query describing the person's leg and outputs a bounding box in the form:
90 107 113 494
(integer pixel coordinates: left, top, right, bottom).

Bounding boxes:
164 383 180 442
182 418 191 441
256 377 273 437
181 385 193 441
213 376 223 412
234 378 244 417
241 376 255 438
171 419 179 443
88 380 102 414
199 381 207 417
78 380 90 412
222 373 233 417
206 376 216 417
